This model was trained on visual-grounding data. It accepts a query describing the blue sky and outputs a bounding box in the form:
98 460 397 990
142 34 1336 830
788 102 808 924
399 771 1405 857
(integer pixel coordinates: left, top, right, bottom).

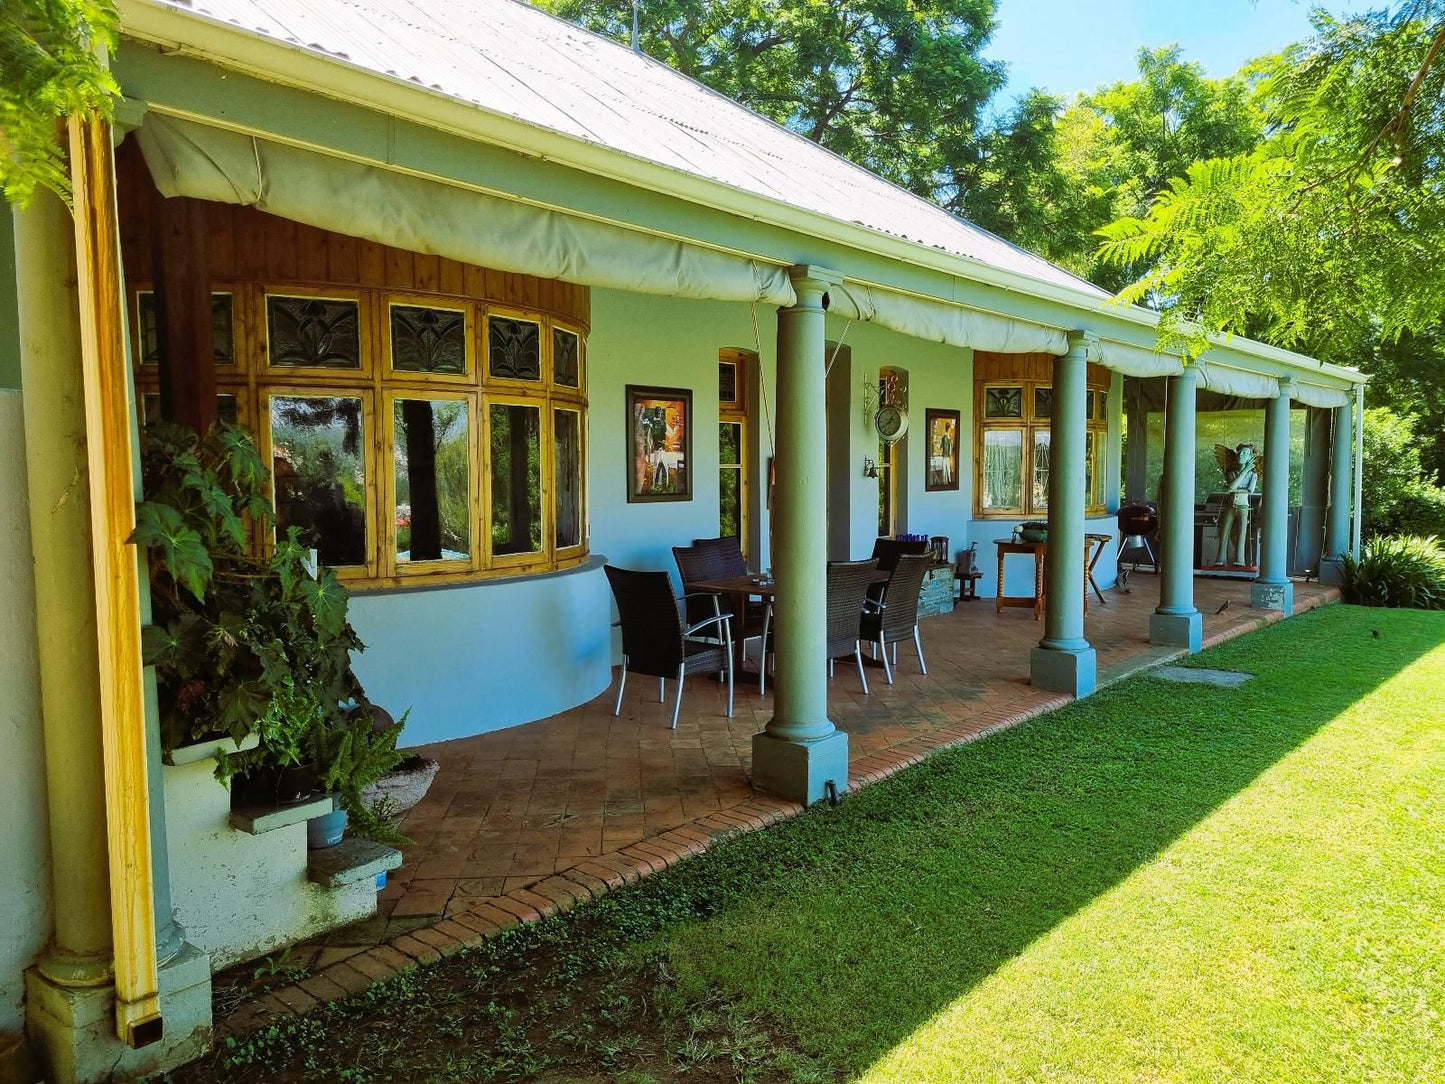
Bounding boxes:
986 0 1357 108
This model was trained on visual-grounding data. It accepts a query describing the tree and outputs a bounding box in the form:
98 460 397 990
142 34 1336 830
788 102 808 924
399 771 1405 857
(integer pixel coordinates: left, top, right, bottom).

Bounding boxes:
540 0 1004 196
1359 406 1445 537
1 0 119 207
1098 5 1445 360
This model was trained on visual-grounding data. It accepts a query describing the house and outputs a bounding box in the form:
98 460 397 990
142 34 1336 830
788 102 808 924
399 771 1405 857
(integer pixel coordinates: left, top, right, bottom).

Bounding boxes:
0 0 1367 1079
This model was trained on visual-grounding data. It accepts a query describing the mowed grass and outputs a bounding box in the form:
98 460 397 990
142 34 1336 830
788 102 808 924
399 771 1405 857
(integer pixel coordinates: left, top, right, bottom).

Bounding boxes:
658 604 1445 1082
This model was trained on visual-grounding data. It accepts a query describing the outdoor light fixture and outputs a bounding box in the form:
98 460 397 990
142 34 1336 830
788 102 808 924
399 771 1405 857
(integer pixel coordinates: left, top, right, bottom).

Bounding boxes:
862 456 878 478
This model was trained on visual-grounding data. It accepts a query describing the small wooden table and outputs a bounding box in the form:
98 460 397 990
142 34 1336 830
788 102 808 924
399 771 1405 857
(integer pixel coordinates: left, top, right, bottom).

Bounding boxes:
1085 532 1113 605
994 539 1047 620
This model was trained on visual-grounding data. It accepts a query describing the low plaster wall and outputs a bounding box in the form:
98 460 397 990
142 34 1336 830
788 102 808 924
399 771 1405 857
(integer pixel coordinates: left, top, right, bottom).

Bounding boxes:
0 390 52 1033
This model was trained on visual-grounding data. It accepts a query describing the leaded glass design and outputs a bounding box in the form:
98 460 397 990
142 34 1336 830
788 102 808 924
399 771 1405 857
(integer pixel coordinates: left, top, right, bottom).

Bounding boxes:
1032 430 1052 511
488 316 541 381
490 403 542 555
555 409 583 550
270 395 368 566
1096 390 1108 420
390 305 466 375
266 296 361 369
137 291 236 366
394 398 470 564
985 385 1023 419
554 327 580 388
1034 386 1053 420
982 429 1023 510
719 361 739 405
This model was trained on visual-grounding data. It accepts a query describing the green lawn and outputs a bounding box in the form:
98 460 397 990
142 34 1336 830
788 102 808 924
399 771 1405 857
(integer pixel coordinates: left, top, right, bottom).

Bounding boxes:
183 604 1444 1083
661 604 1445 1082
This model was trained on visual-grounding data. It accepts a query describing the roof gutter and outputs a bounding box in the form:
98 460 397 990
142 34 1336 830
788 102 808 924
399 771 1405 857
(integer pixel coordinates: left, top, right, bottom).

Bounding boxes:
118 0 1366 387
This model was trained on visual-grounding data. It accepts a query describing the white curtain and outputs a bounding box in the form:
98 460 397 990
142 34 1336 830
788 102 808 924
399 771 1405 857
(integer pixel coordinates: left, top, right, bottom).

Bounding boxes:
134 113 798 307
1195 361 1281 399
1092 338 1184 378
825 282 1069 354
1291 382 1352 409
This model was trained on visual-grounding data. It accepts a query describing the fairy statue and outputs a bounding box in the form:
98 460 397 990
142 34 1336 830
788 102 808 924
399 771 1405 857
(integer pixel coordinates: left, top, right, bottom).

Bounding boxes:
1213 443 1260 567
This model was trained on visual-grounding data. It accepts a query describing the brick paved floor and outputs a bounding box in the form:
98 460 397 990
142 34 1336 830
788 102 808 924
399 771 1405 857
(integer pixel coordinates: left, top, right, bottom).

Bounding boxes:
286 573 1337 974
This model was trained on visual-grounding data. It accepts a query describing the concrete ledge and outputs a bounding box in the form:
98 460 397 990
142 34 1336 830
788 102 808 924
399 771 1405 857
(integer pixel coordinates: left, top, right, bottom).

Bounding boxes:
229 796 334 835
165 731 259 767
307 839 402 889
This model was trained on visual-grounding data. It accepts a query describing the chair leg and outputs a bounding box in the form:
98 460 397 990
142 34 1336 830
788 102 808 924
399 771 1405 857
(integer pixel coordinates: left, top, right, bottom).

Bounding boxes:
726 656 734 718
914 625 928 675
854 643 869 695
879 640 893 684
613 659 628 716
828 658 834 678
659 677 665 703
892 642 898 666
671 664 685 729
760 606 772 695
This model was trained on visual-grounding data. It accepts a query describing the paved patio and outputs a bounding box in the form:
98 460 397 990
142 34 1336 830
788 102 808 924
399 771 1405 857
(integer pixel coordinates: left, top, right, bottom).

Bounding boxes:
274 573 1337 978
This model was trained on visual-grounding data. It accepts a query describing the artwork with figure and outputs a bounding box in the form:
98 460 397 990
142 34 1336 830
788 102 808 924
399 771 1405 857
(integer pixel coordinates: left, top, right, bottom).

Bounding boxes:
1212 442 1261 566
627 386 692 502
925 409 961 491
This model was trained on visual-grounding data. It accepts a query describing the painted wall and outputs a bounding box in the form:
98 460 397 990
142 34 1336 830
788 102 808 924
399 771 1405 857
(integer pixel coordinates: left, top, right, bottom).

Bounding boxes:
0 390 53 1033
0 212 19 390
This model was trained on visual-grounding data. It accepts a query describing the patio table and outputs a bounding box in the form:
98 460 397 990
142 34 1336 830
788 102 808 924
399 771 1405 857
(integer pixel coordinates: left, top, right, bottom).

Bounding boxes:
689 569 889 676
994 538 1102 621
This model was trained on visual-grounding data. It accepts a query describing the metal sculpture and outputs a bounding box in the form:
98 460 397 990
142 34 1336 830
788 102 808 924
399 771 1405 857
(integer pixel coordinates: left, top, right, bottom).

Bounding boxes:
1213 442 1261 567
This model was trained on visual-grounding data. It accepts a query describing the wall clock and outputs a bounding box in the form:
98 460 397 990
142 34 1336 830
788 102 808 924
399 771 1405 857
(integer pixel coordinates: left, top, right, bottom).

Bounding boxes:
874 404 908 443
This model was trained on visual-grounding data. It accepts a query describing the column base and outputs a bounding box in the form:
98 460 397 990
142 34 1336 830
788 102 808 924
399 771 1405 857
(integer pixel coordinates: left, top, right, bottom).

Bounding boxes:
1250 580 1294 615
1150 610 1203 651
25 942 212 1084
1030 644 1097 697
1319 556 1346 585
751 730 849 806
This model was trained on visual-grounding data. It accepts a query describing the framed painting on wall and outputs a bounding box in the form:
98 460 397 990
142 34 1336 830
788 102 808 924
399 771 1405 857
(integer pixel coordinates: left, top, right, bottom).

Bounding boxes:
626 385 692 502
925 408 961 492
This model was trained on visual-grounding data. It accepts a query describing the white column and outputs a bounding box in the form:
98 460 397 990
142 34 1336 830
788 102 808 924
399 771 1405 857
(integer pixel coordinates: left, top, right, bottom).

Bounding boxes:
1151 366 1202 649
1251 380 1295 614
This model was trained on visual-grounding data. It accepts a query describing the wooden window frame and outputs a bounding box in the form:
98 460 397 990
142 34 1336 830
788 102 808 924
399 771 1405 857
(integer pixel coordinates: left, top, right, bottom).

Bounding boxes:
382 388 480 580
552 403 588 561
483 306 546 390
718 349 751 557
383 295 474 384
260 286 374 382
483 393 550 573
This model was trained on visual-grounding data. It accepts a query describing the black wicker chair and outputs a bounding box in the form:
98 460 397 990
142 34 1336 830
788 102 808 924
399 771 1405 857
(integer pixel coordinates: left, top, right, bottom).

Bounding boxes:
604 566 733 728
867 536 930 607
860 552 932 684
760 559 878 695
673 538 766 646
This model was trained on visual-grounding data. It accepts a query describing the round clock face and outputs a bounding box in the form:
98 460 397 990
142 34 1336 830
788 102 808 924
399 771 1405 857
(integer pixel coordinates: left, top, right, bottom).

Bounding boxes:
875 406 908 442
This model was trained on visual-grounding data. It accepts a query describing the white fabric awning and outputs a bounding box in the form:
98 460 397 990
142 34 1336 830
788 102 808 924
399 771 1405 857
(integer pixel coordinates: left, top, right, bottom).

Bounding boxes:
134 113 798 308
826 282 1069 355
1291 382 1352 409
1196 361 1280 399
1092 338 1185 378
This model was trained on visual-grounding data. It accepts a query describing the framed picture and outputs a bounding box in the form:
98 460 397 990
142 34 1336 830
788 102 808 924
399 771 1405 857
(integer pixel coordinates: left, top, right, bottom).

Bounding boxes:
925 408 961 492
626 385 692 502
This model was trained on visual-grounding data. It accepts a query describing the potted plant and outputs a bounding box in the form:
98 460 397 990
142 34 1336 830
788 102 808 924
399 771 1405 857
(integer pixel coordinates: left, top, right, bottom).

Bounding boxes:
303 708 408 848
1019 520 1049 543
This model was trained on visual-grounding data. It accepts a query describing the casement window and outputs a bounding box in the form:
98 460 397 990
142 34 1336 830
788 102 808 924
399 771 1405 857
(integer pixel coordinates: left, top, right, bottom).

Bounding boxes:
132 283 588 586
718 349 751 557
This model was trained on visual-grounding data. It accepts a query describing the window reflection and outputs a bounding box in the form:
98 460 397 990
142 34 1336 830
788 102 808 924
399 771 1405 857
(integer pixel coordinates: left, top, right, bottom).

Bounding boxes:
555 409 582 550
394 399 470 563
270 395 368 566
983 429 1023 510
490 403 542 555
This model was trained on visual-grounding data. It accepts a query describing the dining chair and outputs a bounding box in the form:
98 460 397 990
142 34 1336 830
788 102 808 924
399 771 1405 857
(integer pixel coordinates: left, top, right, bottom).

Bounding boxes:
760 559 878 695
860 552 932 683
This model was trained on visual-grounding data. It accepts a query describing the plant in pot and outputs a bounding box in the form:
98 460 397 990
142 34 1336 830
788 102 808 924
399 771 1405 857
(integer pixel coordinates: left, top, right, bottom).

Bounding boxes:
303 707 409 848
135 422 406 842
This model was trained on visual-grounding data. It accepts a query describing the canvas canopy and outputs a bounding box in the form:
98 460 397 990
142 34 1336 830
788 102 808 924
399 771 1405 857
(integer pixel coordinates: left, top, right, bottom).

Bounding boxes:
1195 361 1281 399
134 113 798 307
825 282 1069 355
1291 382 1352 409
1092 339 1185 378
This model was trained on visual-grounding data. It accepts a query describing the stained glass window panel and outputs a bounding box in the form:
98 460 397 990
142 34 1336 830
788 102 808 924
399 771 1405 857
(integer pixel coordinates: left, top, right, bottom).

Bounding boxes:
394 399 470 564
1032 430 1052 511
982 429 1023 510
488 317 541 381
390 305 466 375
985 386 1023 419
137 291 236 366
1034 386 1053 420
555 409 583 550
270 395 368 566
1097 389 1108 420
553 328 580 388
719 361 739 405
490 403 542 555
267 296 360 369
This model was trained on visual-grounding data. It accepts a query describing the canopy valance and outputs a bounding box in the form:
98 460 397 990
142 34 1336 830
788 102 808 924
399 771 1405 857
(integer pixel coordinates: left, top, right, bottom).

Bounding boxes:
825 282 1069 355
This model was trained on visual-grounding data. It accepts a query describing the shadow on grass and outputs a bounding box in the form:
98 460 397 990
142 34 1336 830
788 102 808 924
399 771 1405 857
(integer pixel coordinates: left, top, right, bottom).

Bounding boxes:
648 605 1445 1074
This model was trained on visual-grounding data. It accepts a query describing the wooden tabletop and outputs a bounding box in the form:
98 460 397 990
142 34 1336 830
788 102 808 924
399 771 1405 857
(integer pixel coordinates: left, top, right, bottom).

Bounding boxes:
690 569 888 598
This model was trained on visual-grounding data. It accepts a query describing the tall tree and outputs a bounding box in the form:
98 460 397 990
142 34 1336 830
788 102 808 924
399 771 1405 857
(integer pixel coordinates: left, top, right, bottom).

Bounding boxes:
540 0 1004 195
1098 5 1445 360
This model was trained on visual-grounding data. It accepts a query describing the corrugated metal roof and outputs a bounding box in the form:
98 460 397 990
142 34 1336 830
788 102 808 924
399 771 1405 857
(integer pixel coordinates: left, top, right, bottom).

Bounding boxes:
142 0 1109 298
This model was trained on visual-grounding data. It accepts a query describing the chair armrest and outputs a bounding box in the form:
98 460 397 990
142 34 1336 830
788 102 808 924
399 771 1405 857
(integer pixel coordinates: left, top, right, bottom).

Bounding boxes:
862 598 887 612
684 613 732 637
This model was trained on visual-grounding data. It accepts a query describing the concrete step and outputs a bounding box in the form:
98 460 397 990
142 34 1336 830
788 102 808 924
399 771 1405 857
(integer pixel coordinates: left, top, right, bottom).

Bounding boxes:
229 795 335 835
307 837 402 889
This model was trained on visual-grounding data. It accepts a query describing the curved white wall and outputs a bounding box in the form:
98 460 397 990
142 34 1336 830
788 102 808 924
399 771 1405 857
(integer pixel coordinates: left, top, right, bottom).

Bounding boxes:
347 558 613 745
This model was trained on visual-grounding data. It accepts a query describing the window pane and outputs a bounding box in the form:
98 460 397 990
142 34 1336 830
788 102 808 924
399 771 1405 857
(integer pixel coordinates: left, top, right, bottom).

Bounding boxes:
985 385 1023 419
394 399 470 564
720 467 742 540
391 305 466 375
719 421 742 467
719 360 739 405
555 409 583 550
140 392 239 427
490 403 542 555
1034 386 1053 420
878 436 894 534
1085 429 1097 507
270 395 368 566
137 291 235 366
1033 430 1052 511
488 316 541 381
267 296 361 369
553 328 580 387
982 429 1023 510
1086 390 1097 419
1096 389 1108 420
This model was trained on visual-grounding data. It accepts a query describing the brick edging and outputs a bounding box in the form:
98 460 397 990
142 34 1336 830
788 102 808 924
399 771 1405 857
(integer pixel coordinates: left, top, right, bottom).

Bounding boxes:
217 586 1341 1041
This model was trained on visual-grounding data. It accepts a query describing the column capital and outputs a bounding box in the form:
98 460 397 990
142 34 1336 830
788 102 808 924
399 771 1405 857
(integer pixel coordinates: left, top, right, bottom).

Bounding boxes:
1174 362 1202 389
1065 330 1100 360
787 264 845 300
1277 376 1298 400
